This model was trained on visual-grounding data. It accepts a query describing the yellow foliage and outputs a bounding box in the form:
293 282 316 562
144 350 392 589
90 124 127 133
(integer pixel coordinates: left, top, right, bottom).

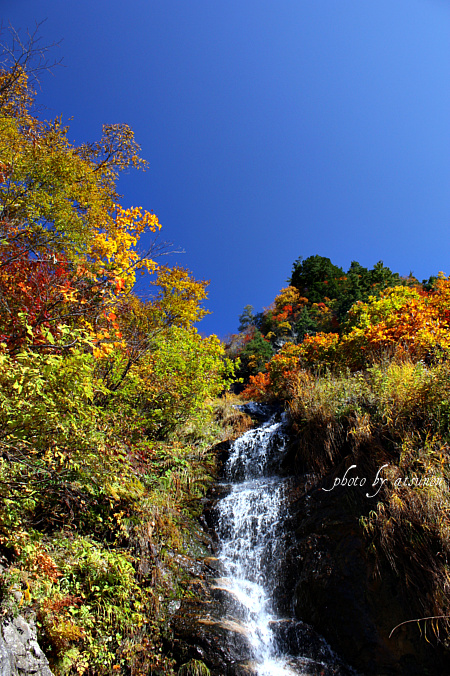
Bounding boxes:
273 286 306 312
152 266 210 327
89 204 161 291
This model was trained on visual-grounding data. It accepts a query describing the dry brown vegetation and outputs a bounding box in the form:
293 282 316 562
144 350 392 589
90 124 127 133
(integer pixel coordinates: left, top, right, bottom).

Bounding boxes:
285 358 450 645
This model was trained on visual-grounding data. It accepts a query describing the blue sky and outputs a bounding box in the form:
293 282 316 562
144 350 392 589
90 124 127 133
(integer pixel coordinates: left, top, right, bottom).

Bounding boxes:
3 1 450 336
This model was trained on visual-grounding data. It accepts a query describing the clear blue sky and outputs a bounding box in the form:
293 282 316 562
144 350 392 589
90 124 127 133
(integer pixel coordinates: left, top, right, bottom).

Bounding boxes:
3 1 450 336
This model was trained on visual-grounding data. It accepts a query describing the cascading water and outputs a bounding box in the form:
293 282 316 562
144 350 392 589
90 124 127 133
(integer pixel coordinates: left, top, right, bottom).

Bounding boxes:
215 407 353 676
217 413 292 675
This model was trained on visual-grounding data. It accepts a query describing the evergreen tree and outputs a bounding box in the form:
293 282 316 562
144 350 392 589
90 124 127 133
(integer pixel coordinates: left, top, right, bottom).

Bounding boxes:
290 255 345 303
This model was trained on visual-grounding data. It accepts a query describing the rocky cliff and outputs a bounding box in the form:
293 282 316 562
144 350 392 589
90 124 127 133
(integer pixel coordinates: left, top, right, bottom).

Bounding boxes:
0 615 53 676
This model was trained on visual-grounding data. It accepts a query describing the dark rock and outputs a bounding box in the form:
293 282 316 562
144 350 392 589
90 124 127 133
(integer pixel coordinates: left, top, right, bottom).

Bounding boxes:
283 655 356 676
269 619 337 663
234 402 280 422
227 661 259 676
171 602 254 675
209 440 232 476
202 483 233 533
210 580 249 617
170 558 254 675
281 478 450 676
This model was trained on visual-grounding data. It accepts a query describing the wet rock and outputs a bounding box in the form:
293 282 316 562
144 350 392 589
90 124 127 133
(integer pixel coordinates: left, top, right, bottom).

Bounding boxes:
268 620 358 675
228 661 259 676
234 402 280 422
198 617 252 657
169 553 208 578
171 603 254 676
202 484 232 534
284 655 355 676
170 560 255 675
228 655 355 676
205 483 232 503
269 619 335 662
210 580 248 617
208 440 232 476
202 557 223 573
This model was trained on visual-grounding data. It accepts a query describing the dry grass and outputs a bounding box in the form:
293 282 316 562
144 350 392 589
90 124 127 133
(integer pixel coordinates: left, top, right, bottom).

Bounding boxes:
287 358 450 643
212 394 254 440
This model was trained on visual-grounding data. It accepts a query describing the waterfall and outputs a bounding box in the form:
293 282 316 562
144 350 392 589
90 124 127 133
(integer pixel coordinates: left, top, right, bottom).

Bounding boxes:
215 407 353 676
216 412 296 675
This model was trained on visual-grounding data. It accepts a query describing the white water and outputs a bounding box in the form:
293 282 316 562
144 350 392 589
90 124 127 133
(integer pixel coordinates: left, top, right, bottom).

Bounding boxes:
216 414 300 675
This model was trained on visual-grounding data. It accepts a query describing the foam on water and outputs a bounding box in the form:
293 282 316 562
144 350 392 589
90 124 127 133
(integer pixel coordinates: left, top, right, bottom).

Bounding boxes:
217 415 298 675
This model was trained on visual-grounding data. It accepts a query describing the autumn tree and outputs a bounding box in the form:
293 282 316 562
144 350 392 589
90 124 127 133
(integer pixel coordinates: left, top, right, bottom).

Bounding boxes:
0 28 165 354
94 266 211 396
123 327 234 437
341 280 450 366
0 27 238 675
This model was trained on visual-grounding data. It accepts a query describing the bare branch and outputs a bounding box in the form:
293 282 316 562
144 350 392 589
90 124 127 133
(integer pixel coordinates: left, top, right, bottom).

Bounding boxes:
0 20 62 114
389 615 450 638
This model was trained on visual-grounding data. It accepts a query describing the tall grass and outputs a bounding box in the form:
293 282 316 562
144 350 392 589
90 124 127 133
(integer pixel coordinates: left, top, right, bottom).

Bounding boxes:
287 358 450 642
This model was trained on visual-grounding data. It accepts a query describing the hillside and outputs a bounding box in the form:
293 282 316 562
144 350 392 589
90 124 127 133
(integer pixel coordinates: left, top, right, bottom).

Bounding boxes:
227 254 450 667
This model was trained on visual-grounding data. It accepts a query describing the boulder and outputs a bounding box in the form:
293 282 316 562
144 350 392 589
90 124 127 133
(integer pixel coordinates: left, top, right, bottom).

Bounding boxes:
0 616 53 676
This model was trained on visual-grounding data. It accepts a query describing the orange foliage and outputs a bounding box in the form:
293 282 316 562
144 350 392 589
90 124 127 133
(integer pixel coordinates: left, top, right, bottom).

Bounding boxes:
299 332 340 367
342 280 450 365
242 342 305 401
241 371 271 400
